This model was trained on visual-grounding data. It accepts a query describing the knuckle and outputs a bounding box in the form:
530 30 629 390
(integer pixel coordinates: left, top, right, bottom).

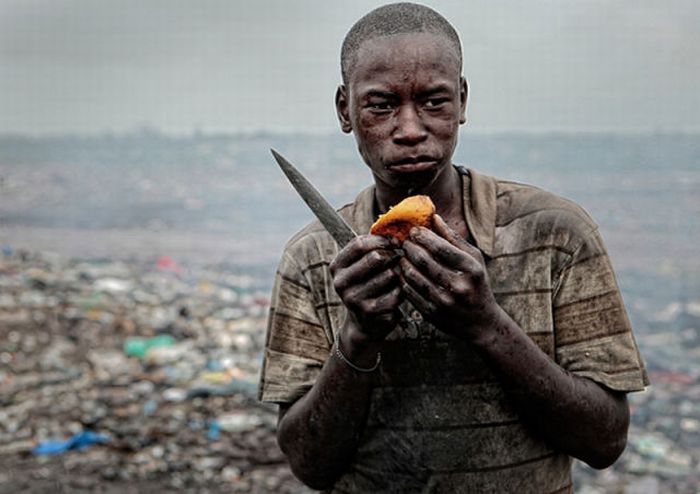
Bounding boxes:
470 264 485 282
361 234 381 250
377 271 392 287
418 278 431 292
438 292 454 307
374 297 390 313
376 311 394 325
368 250 383 265
451 280 469 296
354 236 369 252
380 313 394 324
388 288 402 304
332 272 346 291
343 286 360 303
360 299 375 314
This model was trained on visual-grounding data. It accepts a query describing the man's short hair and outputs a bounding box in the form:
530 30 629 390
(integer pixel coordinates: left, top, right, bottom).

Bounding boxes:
341 2 463 85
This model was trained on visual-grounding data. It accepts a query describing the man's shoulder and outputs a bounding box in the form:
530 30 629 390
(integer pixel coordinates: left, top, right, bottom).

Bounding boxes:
475 172 599 254
284 216 340 256
491 175 597 231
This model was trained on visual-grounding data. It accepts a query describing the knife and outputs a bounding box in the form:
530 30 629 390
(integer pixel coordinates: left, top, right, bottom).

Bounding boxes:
271 149 358 247
271 149 419 335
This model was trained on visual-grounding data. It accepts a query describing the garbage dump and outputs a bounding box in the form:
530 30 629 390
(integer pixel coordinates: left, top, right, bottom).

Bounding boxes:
0 248 311 493
2 246 700 493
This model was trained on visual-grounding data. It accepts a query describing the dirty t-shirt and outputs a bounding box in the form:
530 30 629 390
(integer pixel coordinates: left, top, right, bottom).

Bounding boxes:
258 167 648 494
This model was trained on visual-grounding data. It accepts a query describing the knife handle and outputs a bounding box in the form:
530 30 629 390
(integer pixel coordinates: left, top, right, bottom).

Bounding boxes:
397 304 420 338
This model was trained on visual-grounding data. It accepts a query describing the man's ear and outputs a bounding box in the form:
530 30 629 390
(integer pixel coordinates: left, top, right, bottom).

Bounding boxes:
335 85 353 134
459 77 469 125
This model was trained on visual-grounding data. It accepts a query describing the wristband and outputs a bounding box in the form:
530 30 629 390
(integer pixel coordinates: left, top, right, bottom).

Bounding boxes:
333 331 381 373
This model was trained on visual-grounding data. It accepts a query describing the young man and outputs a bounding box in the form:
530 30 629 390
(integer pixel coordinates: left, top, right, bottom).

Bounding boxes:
258 3 647 492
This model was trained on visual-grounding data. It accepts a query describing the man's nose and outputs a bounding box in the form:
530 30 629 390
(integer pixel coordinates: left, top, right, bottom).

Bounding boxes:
393 105 428 144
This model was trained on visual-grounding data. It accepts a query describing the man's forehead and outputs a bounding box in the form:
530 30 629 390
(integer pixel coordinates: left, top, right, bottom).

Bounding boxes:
355 32 459 60
349 32 462 85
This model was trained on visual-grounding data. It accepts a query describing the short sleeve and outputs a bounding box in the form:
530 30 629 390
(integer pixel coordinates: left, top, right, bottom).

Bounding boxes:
257 250 332 403
553 228 648 392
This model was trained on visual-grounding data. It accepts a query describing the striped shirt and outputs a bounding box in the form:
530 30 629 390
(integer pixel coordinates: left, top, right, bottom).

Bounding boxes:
259 167 648 493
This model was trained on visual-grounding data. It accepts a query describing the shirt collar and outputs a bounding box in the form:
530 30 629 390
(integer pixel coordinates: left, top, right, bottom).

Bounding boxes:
461 167 497 257
351 166 497 257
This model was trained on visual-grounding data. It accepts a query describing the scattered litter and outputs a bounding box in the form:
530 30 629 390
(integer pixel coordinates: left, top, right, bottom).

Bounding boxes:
217 412 263 433
33 431 110 456
123 335 176 359
207 421 221 441
0 250 304 492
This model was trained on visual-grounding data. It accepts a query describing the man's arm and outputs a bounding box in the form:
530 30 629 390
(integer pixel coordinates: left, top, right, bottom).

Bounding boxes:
399 215 629 468
276 236 402 489
277 325 381 489
467 307 629 468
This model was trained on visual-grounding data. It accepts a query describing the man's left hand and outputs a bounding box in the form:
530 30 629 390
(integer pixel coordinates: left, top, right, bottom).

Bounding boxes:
399 214 501 341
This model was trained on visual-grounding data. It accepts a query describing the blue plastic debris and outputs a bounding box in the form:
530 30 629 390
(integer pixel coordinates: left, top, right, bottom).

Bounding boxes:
207 421 221 441
33 431 110 456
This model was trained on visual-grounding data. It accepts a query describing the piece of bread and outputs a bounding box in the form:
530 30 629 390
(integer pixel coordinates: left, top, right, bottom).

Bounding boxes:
370 195 436 242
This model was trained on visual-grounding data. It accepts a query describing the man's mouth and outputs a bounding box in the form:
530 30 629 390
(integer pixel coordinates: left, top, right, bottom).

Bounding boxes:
386 156 439 173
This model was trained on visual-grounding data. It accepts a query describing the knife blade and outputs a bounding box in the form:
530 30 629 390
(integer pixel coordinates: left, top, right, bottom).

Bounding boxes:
271 149 420 336
271 149 358 247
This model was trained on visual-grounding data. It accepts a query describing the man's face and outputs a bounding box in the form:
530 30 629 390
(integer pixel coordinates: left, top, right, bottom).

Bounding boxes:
336 32 467 194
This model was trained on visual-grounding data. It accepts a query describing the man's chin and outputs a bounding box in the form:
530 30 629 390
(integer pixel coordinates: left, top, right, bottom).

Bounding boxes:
386 166 442 194
387 164 443 195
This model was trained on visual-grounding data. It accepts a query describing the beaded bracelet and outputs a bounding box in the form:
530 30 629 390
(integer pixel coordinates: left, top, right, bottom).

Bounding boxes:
333 332 381 373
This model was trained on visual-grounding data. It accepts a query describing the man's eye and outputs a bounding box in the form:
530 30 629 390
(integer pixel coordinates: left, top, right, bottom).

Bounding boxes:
369 102 393 111
425 98 448 109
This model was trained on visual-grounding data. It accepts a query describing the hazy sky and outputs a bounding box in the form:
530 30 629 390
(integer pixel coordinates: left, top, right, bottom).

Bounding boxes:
1 0 699 135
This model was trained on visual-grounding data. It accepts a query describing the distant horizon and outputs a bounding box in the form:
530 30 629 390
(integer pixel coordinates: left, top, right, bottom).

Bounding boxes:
2 126 700 140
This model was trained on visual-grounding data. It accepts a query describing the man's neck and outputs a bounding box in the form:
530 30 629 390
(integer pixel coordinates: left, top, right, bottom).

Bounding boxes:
374 164 463 217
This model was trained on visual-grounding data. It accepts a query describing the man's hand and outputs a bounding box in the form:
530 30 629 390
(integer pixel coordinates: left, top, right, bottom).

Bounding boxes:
399 214 499 341
330 235 403 344
278 235 403 489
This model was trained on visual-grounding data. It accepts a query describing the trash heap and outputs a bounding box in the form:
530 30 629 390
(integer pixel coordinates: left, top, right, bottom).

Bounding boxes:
0 249 310 492
2 248 699 492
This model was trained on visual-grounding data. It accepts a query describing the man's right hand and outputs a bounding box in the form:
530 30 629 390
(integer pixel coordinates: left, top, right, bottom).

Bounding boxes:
277 236 402 489
329 235 403 346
